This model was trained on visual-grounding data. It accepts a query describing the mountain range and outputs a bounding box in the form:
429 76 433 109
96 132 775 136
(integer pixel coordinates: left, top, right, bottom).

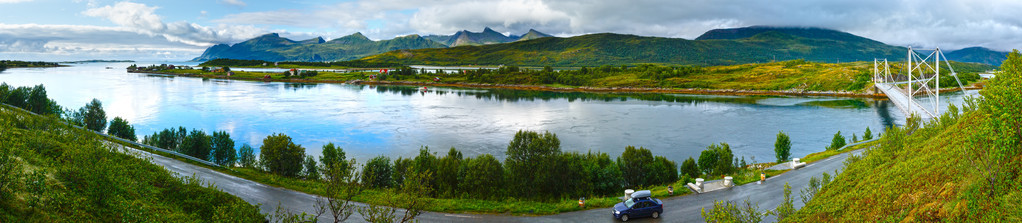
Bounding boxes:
193 26 1008 67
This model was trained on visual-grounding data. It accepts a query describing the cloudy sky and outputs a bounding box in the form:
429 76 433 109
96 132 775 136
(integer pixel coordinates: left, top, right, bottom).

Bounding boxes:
1 0 1020 61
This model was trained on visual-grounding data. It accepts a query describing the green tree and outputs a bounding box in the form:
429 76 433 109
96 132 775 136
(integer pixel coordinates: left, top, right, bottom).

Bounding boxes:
650 156 678 185
775 131 791 163
362 155 393 188
459 154 504 200
238 143 257 168
260 133 306 177
618 146 654 187
828 131 846 151
680 157 700 179
863 127 873 140
180 129 212 161
82 98 107 132
107 116 137 141
392 157 412 187
303 155 320 180
699 142 734 176
435 147 463 198
319 142 348 179
211 131 236 166
505 130 560 199
411 146 438 196
26 85 60 115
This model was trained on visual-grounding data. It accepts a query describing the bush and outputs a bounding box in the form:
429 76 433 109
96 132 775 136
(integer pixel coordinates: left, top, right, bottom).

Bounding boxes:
863 127 873 140
775 131 791 163
107 117 136 141
259 133 306 177
362 155 393 188
828 131 846 151
650 156 678 186
392 157 412 187
680 157 700 179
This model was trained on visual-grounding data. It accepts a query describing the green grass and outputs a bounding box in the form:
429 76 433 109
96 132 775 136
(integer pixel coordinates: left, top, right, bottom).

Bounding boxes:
0 104 264 222
800 140 878 164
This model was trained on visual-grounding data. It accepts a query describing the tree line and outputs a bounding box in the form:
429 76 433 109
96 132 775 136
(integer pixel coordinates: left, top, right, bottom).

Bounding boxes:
0 83 137 142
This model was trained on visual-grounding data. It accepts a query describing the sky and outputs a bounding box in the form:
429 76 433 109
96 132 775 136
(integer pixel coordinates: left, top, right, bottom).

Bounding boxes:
0 0 1020 61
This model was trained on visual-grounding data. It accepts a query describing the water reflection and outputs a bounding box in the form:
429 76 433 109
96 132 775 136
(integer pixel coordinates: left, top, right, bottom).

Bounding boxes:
0 63 969 164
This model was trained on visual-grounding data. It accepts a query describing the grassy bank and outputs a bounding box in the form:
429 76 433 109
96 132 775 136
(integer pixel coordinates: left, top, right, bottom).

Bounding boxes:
785 51 1022 222
0 104 264 222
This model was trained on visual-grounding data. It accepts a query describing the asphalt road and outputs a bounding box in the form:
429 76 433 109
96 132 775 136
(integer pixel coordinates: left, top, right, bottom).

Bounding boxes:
113 142 861 223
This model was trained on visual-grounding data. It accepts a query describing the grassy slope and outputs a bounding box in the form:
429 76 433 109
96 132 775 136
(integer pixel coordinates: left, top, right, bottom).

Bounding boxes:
0 105 264 222
786 60 1022 221
357 31 908 67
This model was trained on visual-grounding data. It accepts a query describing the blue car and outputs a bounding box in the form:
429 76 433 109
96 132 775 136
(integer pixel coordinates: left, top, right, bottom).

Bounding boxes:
612 190 663 221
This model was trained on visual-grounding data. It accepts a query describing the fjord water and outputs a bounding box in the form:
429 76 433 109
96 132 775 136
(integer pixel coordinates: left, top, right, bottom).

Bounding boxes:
0 62 967 163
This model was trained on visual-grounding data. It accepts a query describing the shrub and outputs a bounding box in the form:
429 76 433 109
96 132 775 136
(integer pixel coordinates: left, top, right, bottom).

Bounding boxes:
864 127 873 140
775 131 791 163
259 133 306 177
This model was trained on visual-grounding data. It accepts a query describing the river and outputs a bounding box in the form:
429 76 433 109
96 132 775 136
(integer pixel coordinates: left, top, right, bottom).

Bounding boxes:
0 62 971 164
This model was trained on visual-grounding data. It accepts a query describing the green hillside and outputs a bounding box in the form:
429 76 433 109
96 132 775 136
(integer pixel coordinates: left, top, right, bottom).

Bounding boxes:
0 103 263 221
945 47 1009 66
192 32 447 62
357 29 908 67
785 51 1022 222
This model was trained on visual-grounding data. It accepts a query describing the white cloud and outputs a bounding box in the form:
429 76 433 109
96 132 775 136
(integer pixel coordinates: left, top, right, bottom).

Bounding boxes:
83 1 265 47
0 23 204 60
0 0 33 3
218 0 245 7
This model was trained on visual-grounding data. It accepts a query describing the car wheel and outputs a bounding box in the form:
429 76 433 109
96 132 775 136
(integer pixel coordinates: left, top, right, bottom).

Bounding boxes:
652 211 660 219
621 214 629 222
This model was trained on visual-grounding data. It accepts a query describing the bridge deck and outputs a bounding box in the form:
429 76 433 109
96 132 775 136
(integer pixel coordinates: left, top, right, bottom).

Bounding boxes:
875 83 934 119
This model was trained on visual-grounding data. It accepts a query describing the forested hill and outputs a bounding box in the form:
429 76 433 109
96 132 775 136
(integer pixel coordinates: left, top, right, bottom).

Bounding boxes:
357 28 909 67
191 32 447 62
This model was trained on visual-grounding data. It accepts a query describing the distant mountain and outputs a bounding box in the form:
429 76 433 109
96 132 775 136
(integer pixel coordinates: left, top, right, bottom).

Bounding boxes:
422 27 552 47
516 29 553 41
358 27 909 66
191 32 447 62
944 47 1009 66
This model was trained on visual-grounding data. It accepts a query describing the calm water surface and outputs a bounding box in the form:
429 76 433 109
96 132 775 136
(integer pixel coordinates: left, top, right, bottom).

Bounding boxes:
0 62 970 163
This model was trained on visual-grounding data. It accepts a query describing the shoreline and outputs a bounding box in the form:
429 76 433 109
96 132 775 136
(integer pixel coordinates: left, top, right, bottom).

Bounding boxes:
130 70 981 99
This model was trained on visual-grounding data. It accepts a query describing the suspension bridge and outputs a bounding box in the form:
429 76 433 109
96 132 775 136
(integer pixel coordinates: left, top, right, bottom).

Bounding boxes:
873 47 971 119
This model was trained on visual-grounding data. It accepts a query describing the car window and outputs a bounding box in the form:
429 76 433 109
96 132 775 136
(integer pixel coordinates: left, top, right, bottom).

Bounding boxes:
625 198 635 208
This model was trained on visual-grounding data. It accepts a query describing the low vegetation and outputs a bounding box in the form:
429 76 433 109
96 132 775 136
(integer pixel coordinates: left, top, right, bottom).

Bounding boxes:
0 101 263 222
785 49 1022 222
